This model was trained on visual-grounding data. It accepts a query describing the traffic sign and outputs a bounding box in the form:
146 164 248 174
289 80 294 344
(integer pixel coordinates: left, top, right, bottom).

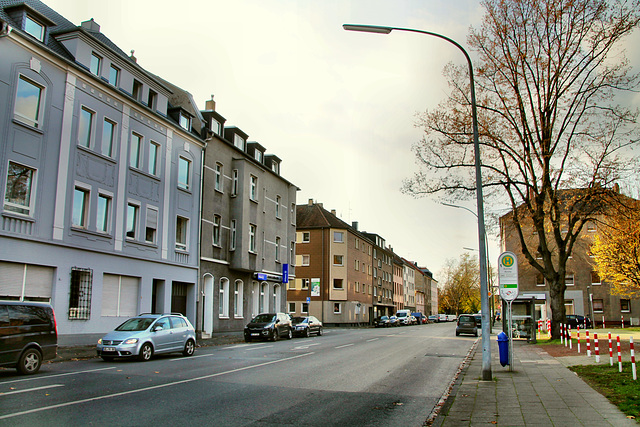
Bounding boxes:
498 251 519 301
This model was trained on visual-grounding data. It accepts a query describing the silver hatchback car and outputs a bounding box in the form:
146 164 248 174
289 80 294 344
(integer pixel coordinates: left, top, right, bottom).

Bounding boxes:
96 313 196 361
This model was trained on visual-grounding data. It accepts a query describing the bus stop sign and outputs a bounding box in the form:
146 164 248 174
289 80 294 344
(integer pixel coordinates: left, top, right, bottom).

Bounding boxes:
498 251 519 301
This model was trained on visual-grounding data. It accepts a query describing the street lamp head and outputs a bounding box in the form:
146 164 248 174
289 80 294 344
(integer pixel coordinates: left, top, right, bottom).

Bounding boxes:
342 24 392 34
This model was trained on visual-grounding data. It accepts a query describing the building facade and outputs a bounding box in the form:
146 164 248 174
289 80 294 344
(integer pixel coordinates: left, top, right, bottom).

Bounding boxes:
0 1 203 344
363 232 395 318
291 201 372 325
198 98 298 335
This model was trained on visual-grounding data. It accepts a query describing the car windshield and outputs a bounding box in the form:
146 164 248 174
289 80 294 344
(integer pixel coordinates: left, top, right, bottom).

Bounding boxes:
397 313 407 317
115 317 154 331
252 314 276 323
291 317 308 324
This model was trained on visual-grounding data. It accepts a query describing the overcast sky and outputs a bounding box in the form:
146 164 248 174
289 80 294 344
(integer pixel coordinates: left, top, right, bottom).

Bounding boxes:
44 0 640 281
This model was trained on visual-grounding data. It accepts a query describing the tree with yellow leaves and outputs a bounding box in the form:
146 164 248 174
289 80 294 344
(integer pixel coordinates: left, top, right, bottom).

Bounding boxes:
592 210 640 297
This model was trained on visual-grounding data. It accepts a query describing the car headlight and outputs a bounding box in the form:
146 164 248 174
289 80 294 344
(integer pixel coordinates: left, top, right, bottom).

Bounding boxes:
97 338 102 345
124 338 139 345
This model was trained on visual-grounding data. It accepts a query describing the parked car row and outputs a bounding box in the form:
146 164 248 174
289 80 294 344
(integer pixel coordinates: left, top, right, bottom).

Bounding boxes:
373 311 429 327
244 313 323 342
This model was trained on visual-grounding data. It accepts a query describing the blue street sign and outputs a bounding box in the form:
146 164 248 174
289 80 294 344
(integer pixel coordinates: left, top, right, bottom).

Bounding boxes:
282 264 289 283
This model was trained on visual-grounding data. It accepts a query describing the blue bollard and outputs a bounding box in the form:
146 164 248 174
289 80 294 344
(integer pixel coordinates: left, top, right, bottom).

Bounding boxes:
497 332 509 366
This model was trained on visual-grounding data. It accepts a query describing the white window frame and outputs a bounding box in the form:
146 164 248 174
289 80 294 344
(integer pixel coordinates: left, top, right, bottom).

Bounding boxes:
130 133 142 168
4 161 37 216
178 157 191 190
96 192 112 234
334 231 344 243
249 224 257 253
333 255 344 266
14 75 45 129
108 65 120 87
90 52 102 76
231 170 239 196
213 215 221 247
333 303 341 314
215 163 223 192
250 175 258 201
148 141 160 175
101 118 116 157
288 302 296 313
72 185 90 228
24 15 45 41
230 219 237 250
302 255 310 266
275 195 281 218
219 278 229 318
302 232 310 243
175 216 189 251
126 202 139 240
234 134 245 151
234 280 244 318
145 206 158 244
275 236 281 262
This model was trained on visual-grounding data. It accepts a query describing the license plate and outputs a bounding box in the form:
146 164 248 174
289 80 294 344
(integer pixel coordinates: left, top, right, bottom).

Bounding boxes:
103 347 116 352
251 333 259 337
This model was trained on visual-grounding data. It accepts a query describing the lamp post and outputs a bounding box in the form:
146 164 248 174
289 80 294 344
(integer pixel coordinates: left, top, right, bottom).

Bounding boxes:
344 24 492 380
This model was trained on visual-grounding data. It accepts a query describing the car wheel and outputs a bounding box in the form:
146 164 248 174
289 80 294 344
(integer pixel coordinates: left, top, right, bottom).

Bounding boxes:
17 348 42 375
271 329 279 341
182 339 195 357
287 328 293 340
456 331 460 336
101 356 115 362
318 327 323 336
304 328 310 338
244 337 252 343
138 343 153 361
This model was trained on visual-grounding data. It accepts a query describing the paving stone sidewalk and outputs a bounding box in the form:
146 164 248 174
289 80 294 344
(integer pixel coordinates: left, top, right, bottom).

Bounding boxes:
432 333 637 426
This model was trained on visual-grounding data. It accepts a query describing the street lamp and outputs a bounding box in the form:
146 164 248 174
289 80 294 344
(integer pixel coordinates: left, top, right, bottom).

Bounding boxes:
344 24 492 380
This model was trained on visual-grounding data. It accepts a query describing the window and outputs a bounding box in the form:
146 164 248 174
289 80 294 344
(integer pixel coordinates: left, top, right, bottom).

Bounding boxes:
176 216 188 251
234 134 245 150
78 107 94 148
621 299 630 312
276 196 281 218
178 157 191 190
231 170 238 196
249 224 257 252
219 278 229 318
130 133 141 168
213 215 221 246
250 175 257 201
334 231 344 243
587 221 597 232
126 203 138 239
4 162 35 215
302 232 310 242
215 163 223 192
234 281 243 317
565 274 574 286
302 302 308 313
272 162 279 174
230 219 236 250
24 16 45 41
145 141 159 175
179 112 190 131
288 302 295 313
147 90 157 111
591 271 601 285
69 267 92 320
211 118 221 134
15 75 44 128
333 303 341 314
301 278 310 290
72 187 89 228
275 237 281 261
132 80 142 101
260 284 267 313
254 150 262 162
101 274 139 317
592 299 604 313
108 65 120 87
302 255 310 266
333 279 343 289
101 119 116 157
290 242 295 265
355 260 359 271
145 207 158 244
96 193 111 233
333 255 344 266
90 53 101 76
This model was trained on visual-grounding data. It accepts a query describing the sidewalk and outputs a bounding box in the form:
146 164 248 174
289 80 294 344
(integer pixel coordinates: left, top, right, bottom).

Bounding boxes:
431 332 637 426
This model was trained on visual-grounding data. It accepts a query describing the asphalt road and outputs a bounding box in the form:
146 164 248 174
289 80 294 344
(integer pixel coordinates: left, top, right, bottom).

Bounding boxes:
0 322 475 427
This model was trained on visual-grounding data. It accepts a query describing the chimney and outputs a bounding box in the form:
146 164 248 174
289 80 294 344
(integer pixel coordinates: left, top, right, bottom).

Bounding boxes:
352 221 358 231
308 199 314 206
129 50 137 63
81 18 100 33
614 183 620 193
205 95 216 111
331 209 336 216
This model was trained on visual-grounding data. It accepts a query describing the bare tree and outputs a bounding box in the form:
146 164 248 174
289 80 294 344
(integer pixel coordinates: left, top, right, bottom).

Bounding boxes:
403 0 640 338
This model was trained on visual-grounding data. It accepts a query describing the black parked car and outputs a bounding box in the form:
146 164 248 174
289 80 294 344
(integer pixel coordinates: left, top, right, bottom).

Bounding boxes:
566 314 592 329
373 316 390 327
291 316 323 337
244 313 292 342
473 314 482 328
0 301 58 374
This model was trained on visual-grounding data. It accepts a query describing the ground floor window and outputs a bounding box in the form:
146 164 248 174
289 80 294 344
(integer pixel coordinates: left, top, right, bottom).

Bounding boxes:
288 302 295 313
0 261 53 302
102 274 139 317
593 299 604 313
69 267 92 319
333 302 341 314
620 299 630 312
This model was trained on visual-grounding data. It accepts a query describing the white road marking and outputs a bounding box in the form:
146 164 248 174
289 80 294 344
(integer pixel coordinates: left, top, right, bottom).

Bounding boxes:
292 343 322 350
366 338 379 342
0 352 314 421
245 345 274 351
335 344 354 349
0 384 64 396
0 367 116 385
170 354 215 361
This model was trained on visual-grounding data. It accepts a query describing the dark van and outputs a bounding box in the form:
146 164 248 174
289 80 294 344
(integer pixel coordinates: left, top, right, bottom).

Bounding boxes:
0 301 58 374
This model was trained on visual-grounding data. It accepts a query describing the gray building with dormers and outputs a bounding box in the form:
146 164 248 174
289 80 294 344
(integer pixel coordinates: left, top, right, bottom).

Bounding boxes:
199 97 298 335
0 0 204 344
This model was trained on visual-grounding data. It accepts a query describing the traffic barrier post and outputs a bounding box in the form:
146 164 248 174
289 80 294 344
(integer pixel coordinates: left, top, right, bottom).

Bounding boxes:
586 330 591 357
603 316 605 329
631 337 637 381
561 323 564 345
617 335 622 373
608 332 613 366
547 319 551 338
577 325 581 353
568 325 572 350
621 315 624 329
595 333 600 363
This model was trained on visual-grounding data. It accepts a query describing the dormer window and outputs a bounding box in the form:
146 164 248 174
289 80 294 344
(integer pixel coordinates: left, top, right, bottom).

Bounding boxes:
108 65 119 87
90 53 102 76
24 15 44 41
211 118 221 134
254 150 263 162
271 162 279 174
132 79 143 102
234 134 245 151
147 89 157 111
179 113 190 131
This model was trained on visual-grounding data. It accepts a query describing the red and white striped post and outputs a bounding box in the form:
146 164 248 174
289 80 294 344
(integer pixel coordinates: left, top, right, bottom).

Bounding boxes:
586 330 591 357
568 325 572 350
602 316 605 329
631 337 637 381
621 315 624 329
617 335 622 373
560 323 564 345
577 325 581 353
547 319 551 338
594 333 600 363
608 332 613 366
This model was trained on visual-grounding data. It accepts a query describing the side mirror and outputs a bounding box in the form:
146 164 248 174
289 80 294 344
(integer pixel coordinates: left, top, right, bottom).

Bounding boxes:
154 325 164 332
275 319 280 324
